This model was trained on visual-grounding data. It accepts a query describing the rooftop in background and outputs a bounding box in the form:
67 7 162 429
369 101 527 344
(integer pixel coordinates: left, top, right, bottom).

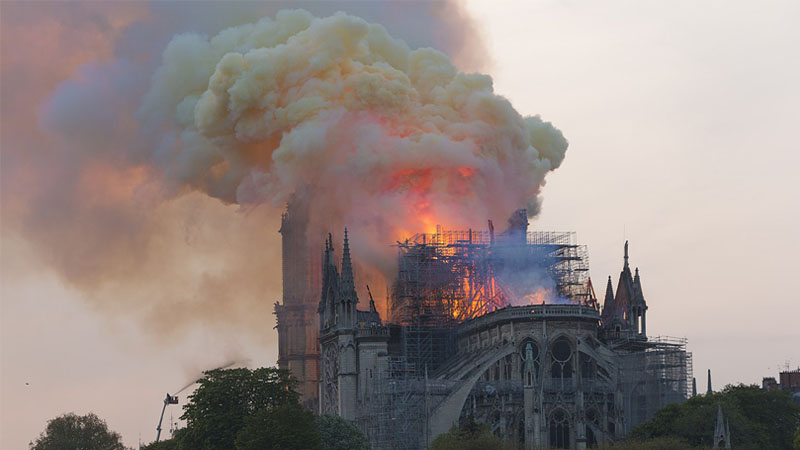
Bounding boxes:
762 368 800 396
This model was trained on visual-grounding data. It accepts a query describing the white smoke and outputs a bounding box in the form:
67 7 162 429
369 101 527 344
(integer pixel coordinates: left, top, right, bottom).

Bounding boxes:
138 9 568 275
4 4 565 335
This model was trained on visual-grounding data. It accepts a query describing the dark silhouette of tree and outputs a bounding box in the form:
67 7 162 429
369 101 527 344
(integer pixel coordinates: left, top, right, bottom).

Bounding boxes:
315 414 370 450
140 429 184 450
29 412 129 450
235 404 322 450
177 367 299 450
430 418 516 450
632 384 800 450
794 424 800 450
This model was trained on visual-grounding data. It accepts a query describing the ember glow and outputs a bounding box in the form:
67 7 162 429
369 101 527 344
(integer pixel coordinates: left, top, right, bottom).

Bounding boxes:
521 288 553 306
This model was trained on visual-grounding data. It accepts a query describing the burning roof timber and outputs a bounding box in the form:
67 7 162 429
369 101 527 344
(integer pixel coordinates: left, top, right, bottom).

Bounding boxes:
389 209 595 325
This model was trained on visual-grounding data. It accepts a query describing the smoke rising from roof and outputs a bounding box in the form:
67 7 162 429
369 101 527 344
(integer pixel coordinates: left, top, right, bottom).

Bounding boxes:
138 9 567 273
2 4 566 338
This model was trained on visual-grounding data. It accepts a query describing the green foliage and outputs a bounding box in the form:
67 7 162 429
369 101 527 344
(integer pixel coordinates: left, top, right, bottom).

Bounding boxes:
29 412 130 450
235 404 322 450
632 384 800 450
429 418 516 450
600 436 704 450
177 367 299 450
141 437 178 450
148 367 372 450
794 424 800 450
315 414 370 450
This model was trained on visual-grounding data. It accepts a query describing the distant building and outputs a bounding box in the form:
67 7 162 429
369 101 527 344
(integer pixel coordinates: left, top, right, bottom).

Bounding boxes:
762 368 800 400
779 369 800 393
762 377 779 392
762 369 800 405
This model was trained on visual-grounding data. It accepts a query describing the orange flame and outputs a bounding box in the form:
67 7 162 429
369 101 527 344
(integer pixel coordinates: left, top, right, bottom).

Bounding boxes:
522 288 553 305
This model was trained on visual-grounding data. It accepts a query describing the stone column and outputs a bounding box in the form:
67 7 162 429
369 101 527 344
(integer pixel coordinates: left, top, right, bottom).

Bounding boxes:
576 392 586 450
337 335 358 420
641 309 647 336
524 385 534 448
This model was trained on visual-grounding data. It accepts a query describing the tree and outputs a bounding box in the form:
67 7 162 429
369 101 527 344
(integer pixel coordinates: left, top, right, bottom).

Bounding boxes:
599 436 701 449
140 429 185 450
141 438 178 450
235 404 322 450
632 384 800 450
315 414 370 450
29 412 130 450
178 367 299 450
794 424 800 450
430 418 516 450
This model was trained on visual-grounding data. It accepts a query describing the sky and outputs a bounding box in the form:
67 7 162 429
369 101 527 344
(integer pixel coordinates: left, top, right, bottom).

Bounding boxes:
2 1 799 448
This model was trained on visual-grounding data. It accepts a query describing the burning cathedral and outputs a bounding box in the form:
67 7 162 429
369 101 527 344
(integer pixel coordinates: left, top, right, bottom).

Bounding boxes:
275 206 692 450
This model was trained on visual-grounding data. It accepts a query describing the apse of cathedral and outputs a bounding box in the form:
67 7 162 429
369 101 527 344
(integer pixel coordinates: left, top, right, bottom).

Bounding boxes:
277 207 692 450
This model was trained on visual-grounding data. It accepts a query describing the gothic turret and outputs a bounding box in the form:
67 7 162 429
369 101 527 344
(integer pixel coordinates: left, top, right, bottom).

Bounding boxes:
602 276 615 317
708 369 713 394
631 267 647 335
712 404 731 449
318 230 360 330
318 228 388 420
601 241 648 339
340 230 357 298
605 276 615 304
319 233 340 329
338 229 358 328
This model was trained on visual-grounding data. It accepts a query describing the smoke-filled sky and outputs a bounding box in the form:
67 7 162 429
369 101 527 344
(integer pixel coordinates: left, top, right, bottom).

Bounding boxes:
2 1 799 448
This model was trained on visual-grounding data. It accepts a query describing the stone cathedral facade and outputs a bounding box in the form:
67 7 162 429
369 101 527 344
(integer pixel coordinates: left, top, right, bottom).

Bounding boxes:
275 202 691 449
318 230 388 420
312 230 690 450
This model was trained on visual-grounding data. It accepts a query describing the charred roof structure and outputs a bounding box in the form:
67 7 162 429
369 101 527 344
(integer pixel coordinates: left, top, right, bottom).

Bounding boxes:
276 206 692 449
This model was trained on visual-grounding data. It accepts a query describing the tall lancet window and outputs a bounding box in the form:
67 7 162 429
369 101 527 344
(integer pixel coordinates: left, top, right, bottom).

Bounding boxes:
549 409 570 449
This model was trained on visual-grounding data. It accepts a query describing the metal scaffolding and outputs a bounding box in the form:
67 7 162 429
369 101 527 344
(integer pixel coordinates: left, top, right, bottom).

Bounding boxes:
617 336 693 432
390 227 592 323
363 357 426 450
388 225 594 378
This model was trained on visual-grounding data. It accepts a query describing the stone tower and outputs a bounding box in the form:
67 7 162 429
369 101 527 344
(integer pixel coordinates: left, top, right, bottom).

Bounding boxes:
601 241 648 339
318 230 360 419
275 196 322 409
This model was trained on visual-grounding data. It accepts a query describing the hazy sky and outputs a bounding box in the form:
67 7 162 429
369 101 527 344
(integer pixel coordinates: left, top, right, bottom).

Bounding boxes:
2 1 799 449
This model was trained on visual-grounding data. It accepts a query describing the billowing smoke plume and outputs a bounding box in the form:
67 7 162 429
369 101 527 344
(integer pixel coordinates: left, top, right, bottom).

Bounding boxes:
139 9 567 274
2 4 565 337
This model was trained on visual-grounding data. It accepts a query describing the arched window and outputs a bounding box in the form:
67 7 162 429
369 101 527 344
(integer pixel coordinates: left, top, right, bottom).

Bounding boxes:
549 409 570 449
551 337 573 379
